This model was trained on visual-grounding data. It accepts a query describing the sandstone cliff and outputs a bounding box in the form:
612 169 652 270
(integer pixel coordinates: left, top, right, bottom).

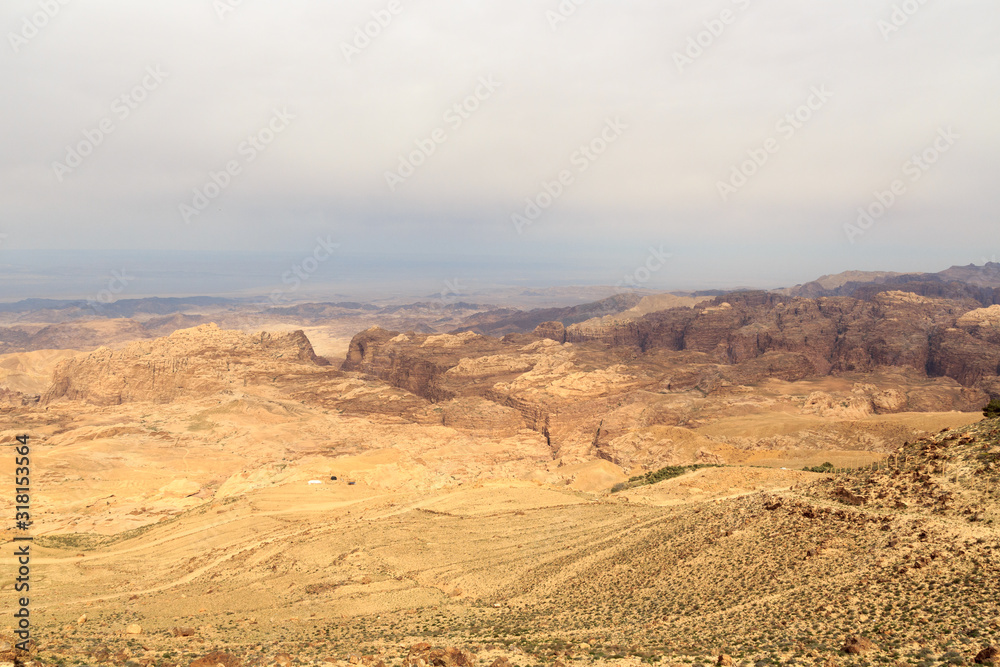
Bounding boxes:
43 323 328 406
564 291 1000 396
340 312 989 469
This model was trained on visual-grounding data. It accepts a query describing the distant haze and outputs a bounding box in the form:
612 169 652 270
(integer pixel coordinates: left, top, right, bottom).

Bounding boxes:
2 1 998 294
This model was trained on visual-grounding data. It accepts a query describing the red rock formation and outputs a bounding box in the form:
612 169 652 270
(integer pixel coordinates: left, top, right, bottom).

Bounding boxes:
567 291 998 394
533 321 567 343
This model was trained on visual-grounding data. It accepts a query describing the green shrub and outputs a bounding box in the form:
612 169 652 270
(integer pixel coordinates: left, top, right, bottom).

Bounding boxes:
984 399 1000 419
611 463 720 492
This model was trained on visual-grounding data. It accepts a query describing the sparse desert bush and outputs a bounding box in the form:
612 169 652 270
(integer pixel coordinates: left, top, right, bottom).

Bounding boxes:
803 462 835 473
984 399 1000 419
614 463 720 492
940 650 965 665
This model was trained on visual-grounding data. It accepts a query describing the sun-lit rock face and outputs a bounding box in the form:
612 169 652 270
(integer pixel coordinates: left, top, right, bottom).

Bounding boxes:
42 323 328 406
957 304 1000 331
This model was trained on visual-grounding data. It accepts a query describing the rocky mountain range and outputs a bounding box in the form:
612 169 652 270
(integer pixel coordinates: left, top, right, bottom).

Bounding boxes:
4 263 1000 665
775 262 1000 306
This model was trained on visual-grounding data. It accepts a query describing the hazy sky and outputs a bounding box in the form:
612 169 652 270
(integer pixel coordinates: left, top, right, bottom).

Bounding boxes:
2 0 999 291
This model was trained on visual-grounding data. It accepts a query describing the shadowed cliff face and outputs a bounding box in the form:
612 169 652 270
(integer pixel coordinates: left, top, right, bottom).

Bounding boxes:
563 291 1000 392
339 296 993 467
449 293 646 336
776 262 1000 305
342 328 506 404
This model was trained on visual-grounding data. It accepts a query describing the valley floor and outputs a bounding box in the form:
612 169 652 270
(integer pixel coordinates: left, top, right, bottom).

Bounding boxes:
7 445 999 667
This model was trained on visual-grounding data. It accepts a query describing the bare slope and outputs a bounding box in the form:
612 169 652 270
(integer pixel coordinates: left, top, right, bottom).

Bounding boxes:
6 418 998 665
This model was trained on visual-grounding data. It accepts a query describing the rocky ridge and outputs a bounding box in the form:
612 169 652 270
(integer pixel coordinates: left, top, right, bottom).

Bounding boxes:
42 324 329 406
564 291 1000 395
341 309 987 468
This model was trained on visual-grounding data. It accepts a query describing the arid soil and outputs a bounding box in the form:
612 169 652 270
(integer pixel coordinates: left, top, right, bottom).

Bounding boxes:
0 284 998 666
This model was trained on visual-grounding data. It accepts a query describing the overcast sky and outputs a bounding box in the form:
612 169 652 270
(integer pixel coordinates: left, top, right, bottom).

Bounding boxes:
1 0 998 291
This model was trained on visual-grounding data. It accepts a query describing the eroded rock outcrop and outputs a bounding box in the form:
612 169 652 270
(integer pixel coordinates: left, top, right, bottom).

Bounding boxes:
567 291 1000 395
42 324 329 406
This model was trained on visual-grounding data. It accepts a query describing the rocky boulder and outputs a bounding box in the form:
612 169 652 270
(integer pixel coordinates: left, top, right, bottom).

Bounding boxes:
842 636 875 654
406 644 474 667
975 646 999 665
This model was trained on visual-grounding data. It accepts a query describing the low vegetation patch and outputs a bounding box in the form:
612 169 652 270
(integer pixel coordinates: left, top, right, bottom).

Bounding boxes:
611 463 720 493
